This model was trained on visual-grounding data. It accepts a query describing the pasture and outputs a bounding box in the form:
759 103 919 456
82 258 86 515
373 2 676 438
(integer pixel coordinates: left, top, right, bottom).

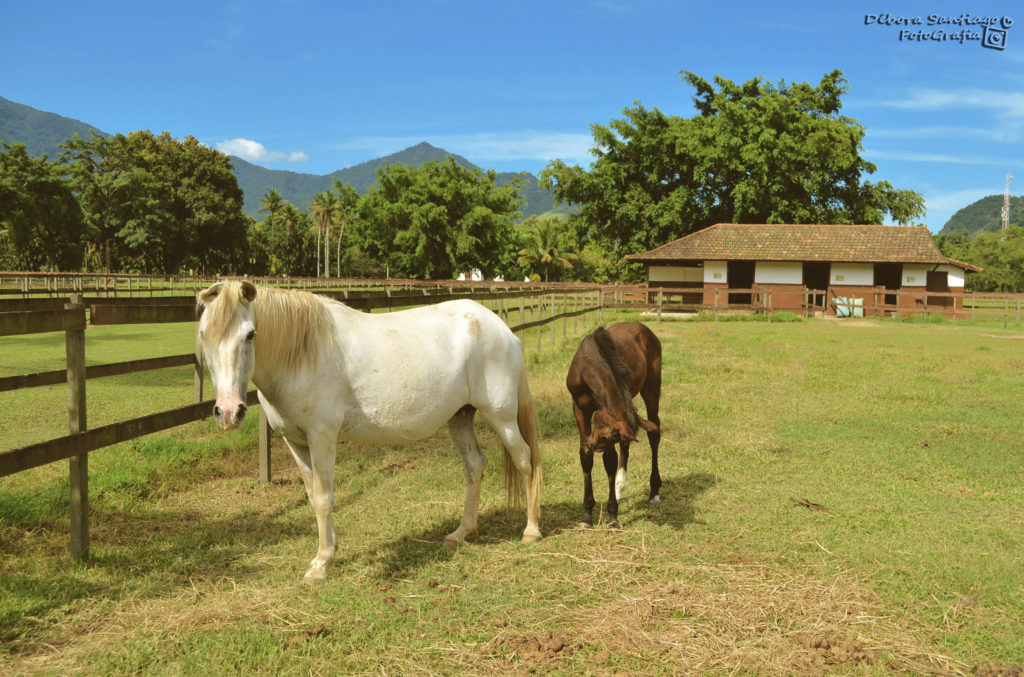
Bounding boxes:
1 311 1023 675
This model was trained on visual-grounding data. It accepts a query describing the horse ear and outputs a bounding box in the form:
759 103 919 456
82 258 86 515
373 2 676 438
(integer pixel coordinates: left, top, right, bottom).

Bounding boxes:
197 282 223 306
240 281 257 304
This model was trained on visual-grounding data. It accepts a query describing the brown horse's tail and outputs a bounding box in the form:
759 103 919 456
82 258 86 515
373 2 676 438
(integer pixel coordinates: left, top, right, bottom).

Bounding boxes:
505 367 543 518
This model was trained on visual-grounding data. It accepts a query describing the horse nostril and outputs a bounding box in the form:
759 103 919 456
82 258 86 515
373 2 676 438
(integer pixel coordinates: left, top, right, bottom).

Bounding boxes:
213 405 222 418
236 404 247 420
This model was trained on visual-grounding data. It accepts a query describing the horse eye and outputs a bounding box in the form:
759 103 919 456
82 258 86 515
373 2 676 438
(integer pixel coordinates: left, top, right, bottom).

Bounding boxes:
246 330 256 341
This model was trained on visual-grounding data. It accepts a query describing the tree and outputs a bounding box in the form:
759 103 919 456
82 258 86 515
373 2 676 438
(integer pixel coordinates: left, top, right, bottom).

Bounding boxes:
259 189 285 228
936 226 1024 292
541 70 925 281
60 131 248 273
331 180 360 278
0 142 85 270
516 216 578 282
354 158 523 279
309 190 339 277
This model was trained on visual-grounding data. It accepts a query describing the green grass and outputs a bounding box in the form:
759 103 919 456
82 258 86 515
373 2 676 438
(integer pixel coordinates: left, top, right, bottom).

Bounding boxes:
2 312 1023 674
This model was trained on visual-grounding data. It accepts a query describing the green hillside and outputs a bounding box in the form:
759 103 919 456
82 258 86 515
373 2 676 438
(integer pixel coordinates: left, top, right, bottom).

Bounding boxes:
0 95 561 222
233 141 559 219
938 193 1024 237
0 96 106 158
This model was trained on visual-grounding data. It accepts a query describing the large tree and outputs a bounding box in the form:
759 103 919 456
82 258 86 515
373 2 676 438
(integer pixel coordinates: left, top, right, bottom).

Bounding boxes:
541 70 925 278
60 131 248 273
0 142 85 270
354 157 523 279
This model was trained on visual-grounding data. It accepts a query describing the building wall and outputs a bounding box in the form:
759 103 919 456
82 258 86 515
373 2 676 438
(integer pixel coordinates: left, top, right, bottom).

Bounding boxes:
649 265 703 283
754 261 802 285
830 263 874 286
703 261 728 285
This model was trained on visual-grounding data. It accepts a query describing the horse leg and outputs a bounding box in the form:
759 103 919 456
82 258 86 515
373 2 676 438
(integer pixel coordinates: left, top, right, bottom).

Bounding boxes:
602 445 620 528
481 410 542 543
444 407 486 548
579 444 596 528
641 381 663 505
284 433 338 581
573 401 596 528
615 442 631 502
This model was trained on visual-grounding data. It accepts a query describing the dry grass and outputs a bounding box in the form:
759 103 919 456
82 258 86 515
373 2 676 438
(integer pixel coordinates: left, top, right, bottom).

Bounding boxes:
4 313 1024 675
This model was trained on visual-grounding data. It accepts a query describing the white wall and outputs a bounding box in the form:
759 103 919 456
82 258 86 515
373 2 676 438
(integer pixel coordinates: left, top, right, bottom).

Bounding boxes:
754 261 802 285
831 263 874 286
935 264 966 288
649 265 703 283
703 261 727 284
902 264 927 287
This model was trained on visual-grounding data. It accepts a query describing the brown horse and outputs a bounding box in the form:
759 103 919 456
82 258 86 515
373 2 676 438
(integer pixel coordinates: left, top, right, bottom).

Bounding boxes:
566 322 662 528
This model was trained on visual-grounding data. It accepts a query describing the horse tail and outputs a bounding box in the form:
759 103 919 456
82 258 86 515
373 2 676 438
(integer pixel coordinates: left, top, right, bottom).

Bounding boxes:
504 367 543 515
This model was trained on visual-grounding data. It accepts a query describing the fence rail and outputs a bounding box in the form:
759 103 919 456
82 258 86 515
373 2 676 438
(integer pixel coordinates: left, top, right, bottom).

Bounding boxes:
0 283 603 561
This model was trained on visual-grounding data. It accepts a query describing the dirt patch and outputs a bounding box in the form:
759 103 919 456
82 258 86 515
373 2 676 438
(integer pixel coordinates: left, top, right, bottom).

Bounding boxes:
504 632 580 667
378 457 415 473
973 661 1024 676
566 563 961 675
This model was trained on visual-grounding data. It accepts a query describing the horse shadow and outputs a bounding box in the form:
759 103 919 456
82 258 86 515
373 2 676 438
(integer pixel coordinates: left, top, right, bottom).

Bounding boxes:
349 470 719 580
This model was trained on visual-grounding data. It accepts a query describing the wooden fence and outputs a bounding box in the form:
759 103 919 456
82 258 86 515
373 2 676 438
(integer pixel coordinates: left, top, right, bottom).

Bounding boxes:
0 284 603 560
621 284 1024 326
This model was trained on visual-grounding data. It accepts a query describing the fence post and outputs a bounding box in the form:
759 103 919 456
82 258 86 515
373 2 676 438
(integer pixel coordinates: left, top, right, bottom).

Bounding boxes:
550 293 556 346
194 340 205 403
65 294 88 560
259 406 271 483
519 297 527 351
536 296 543 353
657 290 663 323
714 287 720 322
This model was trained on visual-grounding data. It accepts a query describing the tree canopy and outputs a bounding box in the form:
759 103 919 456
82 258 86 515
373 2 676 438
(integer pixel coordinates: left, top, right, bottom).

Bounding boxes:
541 69 925 278
60 131 249 273
354 158 523 279
0 142 85 270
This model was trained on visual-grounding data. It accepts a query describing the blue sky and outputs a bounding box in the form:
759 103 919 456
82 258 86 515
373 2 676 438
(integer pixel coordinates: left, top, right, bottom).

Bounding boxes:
2 0 1022 231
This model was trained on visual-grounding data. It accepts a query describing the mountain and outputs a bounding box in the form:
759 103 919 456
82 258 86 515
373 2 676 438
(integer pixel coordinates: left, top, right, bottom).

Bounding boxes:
938 194 1024 238
0 96 564 221
231 141 562 220
0 96 106 158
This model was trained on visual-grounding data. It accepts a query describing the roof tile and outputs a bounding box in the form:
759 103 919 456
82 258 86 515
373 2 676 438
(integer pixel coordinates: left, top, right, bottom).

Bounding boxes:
626 224 949 265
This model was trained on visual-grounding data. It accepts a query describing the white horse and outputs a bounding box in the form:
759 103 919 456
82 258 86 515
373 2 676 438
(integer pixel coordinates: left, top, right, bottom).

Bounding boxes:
196 280 542 581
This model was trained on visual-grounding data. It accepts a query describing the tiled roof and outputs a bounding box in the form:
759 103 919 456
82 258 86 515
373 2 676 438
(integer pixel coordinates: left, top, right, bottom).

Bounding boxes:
626 223 950 265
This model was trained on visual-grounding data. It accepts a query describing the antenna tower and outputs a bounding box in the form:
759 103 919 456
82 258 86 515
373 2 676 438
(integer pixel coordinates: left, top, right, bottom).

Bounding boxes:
1002 172 1012 230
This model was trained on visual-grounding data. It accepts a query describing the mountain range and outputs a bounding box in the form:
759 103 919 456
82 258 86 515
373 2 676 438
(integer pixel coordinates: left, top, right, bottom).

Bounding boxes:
0 95 563 221
2 95 1017 235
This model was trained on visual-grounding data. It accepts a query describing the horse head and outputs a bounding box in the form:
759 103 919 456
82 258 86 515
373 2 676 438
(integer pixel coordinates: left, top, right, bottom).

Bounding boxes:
588 408 659 450
197 280 258 430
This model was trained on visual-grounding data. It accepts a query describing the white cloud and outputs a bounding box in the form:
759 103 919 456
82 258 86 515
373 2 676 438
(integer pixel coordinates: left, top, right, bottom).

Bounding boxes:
880 88 1024 117
865 148 1016 165
215 138 308 164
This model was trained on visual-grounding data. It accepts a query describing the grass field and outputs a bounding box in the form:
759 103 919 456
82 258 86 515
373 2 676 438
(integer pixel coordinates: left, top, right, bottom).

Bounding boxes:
2 311 1023 675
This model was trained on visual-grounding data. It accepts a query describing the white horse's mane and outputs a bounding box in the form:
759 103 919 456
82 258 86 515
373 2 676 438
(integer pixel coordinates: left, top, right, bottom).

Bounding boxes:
201 281 335 370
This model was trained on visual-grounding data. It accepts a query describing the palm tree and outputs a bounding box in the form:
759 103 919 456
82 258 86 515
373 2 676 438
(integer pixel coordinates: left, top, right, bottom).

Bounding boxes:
258 188 284 229
332 179 360 278
517 217 579 282
310 191 340 278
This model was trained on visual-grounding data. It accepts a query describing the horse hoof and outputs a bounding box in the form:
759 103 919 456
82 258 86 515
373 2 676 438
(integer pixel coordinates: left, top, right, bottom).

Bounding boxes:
521 530 542 544
608 520 621 529
649 495 661 505
577 521 592 530
443 536 462 549
303 568 328 583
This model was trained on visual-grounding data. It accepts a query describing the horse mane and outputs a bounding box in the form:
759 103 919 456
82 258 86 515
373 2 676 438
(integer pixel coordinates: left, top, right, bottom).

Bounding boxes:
200 282 335 371
589 327 639 430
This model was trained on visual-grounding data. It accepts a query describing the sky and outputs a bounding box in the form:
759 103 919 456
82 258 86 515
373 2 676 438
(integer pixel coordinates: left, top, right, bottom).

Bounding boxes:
2 0 1022 232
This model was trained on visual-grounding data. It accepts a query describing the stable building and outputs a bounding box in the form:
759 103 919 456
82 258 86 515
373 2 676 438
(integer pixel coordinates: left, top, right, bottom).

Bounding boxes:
625 223 980 317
